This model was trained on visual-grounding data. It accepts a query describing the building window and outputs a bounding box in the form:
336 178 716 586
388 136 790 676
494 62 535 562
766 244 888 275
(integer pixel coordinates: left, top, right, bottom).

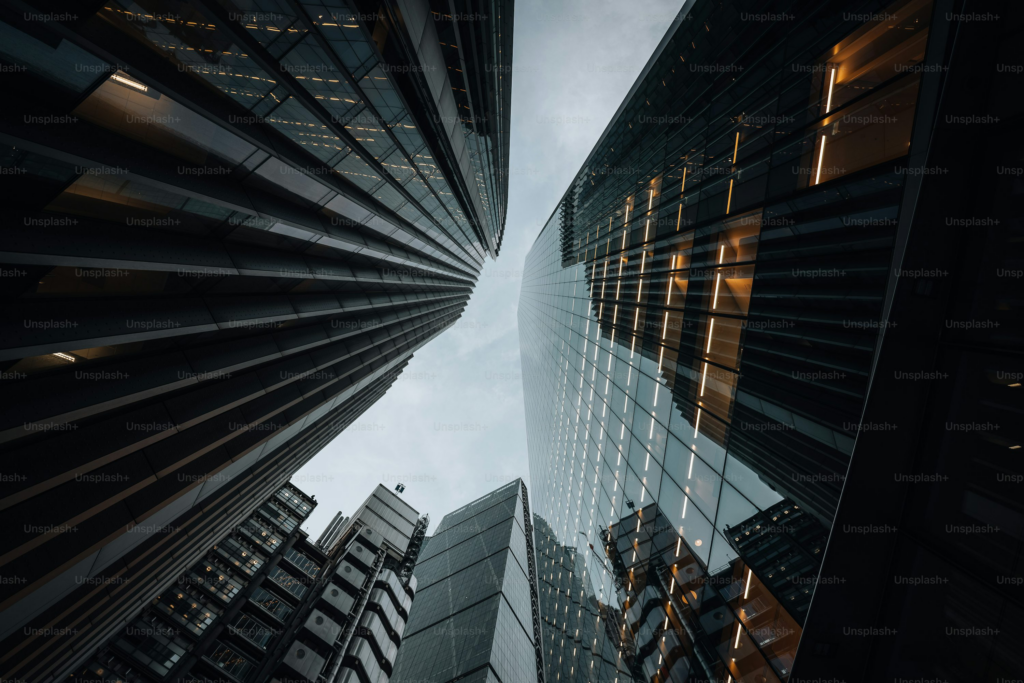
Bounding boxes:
804 0 933 187
269 567 307 598
213 537 265 576
186 559 247 604
229 613 277 649
238 517 283 553
113 617 190 678
275 487 314 518
206 640 256 682
151 584 223 637
258 501 301 533
284 548 321 577
249 587 294 622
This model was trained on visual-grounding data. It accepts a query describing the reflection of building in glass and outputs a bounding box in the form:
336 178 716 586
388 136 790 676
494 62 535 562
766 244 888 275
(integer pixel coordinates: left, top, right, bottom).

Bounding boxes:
517 0 1015 680
70 483 427 683
0 2 512 679
532 513 633 683
601 503 802 683
724 500 827 627
391 479 544 683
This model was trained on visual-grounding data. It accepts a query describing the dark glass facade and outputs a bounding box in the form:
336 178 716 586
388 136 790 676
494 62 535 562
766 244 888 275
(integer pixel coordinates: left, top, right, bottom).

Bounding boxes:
520 1 1022 682
0 1 511 680
391 478 544 683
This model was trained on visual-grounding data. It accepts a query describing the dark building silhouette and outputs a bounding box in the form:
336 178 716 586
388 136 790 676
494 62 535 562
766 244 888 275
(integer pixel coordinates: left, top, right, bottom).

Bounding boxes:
0 1 512 680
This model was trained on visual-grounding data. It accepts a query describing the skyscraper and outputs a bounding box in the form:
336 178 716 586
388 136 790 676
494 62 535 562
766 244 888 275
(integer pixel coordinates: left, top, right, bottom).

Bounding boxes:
70 481 324 683
519 0 1022 681
275 483 427 683
0 2 512 680
68 482 426 683
390 478 544 683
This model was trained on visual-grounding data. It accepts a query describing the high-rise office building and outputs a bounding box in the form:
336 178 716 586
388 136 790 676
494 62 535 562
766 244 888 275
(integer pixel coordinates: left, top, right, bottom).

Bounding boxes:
519 0 1022 681
68 482 426 683
275 483 427 683
391 478 544 683
70 482 325 683
0 2 512 680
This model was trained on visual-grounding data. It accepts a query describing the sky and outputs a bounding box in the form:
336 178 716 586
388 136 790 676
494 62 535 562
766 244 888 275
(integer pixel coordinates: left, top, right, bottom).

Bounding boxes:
292 0 684 538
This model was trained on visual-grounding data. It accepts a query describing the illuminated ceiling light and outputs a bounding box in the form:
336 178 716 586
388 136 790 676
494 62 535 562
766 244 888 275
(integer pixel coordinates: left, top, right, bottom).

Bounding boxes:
743 568 753 600
111 73 148 92
1009 383 1021 387
734 624 742 648
706 318 715 353
700 363 708 396
675 538 681 556
648 190 654 211
815 137 827 185
52 352 75 362
693 409 701 438
732 132 740 164
1011 445 1021 450
825 65 836 113
725 179 734 214
713 272 722 309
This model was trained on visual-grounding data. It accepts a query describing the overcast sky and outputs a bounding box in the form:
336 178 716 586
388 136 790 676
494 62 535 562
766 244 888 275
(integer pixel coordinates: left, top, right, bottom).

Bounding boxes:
292 0 683 537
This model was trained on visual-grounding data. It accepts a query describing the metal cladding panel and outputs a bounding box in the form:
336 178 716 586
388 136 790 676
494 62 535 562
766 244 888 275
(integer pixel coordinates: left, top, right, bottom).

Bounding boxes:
366 493 417 536
355 526 384 551
303 608 344 649
280 639 327 683
355 508 412 556
335 560 367 593
318 582 356 618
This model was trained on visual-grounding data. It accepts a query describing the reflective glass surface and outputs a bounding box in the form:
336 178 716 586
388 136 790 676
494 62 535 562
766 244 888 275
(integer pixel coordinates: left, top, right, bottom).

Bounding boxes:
519 1 933 681
391 479 541 683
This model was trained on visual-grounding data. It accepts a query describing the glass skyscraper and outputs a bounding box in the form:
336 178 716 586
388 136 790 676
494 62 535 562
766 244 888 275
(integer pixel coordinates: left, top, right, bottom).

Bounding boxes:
520 0 1022 681
0 1 512 680
391 478 544 683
